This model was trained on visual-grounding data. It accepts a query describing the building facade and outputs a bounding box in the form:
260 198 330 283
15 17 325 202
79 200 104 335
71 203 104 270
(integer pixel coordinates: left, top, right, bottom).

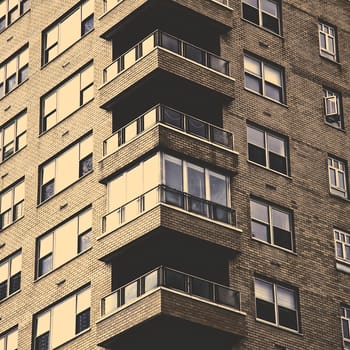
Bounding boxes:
0 0 349 349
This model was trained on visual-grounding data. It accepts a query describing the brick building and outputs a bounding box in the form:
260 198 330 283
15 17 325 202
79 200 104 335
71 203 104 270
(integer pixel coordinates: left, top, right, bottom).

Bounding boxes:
0 0 349 349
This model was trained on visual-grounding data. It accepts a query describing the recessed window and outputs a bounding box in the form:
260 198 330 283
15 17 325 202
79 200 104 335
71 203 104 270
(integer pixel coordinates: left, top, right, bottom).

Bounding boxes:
342 306 350 349
40 63 94 133
323 88 343 129
34 287 90 350
319 22 337 62
250 199 293 251
36 207 92 278
334 229 350 267
0 326 18 350
247 124 289 175
0 45 29 98
0 110 27 162
42 0 94 65
39 134 93 203
0 251 21 301
255 278 299 331
0 179 24 229
244 54 284 103
0 0 30 32
242 0 281 34
328 156 347 198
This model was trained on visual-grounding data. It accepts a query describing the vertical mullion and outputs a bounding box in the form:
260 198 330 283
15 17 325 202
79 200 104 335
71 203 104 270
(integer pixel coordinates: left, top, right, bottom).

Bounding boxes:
274 283 278 326
269 204 273 245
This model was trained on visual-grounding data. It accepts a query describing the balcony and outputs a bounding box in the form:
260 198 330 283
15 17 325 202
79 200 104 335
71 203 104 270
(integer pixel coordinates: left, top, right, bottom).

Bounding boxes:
103 105 233 157
102 185 237 235
102 266 240 316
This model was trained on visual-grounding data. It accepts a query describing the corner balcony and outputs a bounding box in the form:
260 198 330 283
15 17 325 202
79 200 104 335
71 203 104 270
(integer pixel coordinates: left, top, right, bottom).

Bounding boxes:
102 185 236 235
97 266 246 348
99 30 234 109
98 105 238 182
99 0 233 41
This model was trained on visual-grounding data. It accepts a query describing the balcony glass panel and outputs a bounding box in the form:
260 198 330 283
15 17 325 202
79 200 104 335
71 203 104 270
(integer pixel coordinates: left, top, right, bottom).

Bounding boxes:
187 116 208 138
191 277 212 300
162 107 183 129
164 268 186 292
124 281 138 304
123 49 137 70
208 55 228 75
143 108 157 130
144 269 159 292
215 285 239 309
159 32 180 54
211 126 231 147
103 292 118 315
184 43 205 65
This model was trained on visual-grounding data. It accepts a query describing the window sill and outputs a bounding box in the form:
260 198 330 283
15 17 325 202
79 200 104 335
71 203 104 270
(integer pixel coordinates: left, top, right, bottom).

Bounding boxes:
0 8 31 34
256 318 303 336
336 260 350 274
0 215 24 232
329 192 350 203
251 236 297 256
40 29 95 69
37 170 93 208
0 78 29 102
0 145 27 165
247 160 292 180
244 88 288 108
240 17 284 39
324 120 345 132
51 327 91 350
319 54 341 67
0 289 21 305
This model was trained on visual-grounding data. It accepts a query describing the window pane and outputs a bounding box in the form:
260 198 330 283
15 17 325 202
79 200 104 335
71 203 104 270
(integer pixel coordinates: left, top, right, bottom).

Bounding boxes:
1 190 12 212
14 181 24 203
108 175 125 211
250 201 268 222
59 9 81 52
271 208 290 231
244 56 261 76
11 254 21 275
144 270 159 292
187 163 205 198
57 75 80 121
79 135 93 159
252 221 270 242
7 329 18 350
77 288 90 313
277 286 296 309
82 0 94 20
267 135 285 156
264 65 281 86
55 145 79 192
164 156 182 191
19 48 29 67
208 171 227 205
44 93 57 116
245 74 262 93
255 279 273 302
0 261 8 282
126 163 143 201
46 26 58 48
256 298 276 323
3 123 15 145
6 58 17 76
278 306 298 330
79 209 92 234
265 83 282 102
143 154 159 191
80 65 93 89
36 311 51 336
39 233 53 258
261 0 278 16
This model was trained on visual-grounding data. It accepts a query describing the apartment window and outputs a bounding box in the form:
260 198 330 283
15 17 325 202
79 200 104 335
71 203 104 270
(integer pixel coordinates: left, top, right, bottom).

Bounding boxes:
255 278 299 331
334 229 350 266
42 0 94 64
0 251 21 301
34 287 90 350
36 208 92 278
0 110 27 162
0 0 30 32
328 156 347 198
0 327 18 350
319 22 337 61
0 179 24 229
0 45 29 98
323 88 343 129
342 306 350 349
247 124 289 175
250 199 293 251
242 0 281 34
41 63 93 132
39 134 92 203
244 54 284 103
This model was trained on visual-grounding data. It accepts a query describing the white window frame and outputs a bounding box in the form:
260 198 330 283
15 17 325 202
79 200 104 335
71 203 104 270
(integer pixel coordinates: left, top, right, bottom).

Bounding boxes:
0 0 30 32
0 251 21 301
328 157 347 198
319 22 337 61
342 306 350 349
0 326 18 350
334 229 350 265
323 88 342 129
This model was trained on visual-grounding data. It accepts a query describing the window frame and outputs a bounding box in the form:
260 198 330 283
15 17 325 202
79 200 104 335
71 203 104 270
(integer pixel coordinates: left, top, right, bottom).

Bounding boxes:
243 53 285 104
341 305 350 349
0 250 21 302
35 206 92 279
334 228 350 267
327 156 348 199
41 0 94 66
38 133 93 204
254 277 299 332
0 326 18 350
0 0 30 33
241 0 282 35
318 22 338 62
247 123 289 175
323 87 343 129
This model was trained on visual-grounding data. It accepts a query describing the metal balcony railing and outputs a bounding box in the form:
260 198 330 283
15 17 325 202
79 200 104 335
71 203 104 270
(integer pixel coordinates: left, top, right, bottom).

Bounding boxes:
101 266 240 316
102 105 233 157
102 0 230 14
102 185 237 234
103 30 229 83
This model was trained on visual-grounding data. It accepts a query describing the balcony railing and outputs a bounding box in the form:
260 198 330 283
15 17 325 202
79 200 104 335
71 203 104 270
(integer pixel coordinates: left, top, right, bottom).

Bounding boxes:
102 0 230 14
103 105 233 157
102 185 236 234
103 30 229 83
101 266 240 316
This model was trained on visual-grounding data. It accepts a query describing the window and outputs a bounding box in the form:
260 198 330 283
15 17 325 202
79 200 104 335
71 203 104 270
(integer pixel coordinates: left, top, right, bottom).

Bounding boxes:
0 179 24 229
242 0 281 34
36 207 92 278
0 110 27 162
41 63 93 132
42 0 94 64
319 22 337 61
328 156 347 198
39 134 93 203
250 199 293 251
247 124 289 175
0 0 30 32
34 287 90 350
0 45 29 98
0 327 18 350
255 278 299 331
323 88 343 129
334 229 350 267
342 306 350 349
244 54 284 103
0 251 21 301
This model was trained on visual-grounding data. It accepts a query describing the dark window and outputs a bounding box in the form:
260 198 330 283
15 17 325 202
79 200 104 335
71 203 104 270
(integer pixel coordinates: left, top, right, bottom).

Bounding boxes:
18 64 28 83
81 14 94 35
79 154 92 177
76 308 90 333
35 332 50 350
41 179 55 202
